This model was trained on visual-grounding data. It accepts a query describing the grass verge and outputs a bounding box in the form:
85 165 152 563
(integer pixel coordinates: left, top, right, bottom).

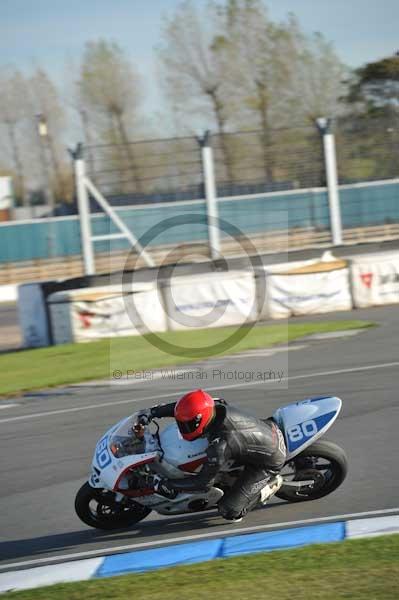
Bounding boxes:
4 534 398 599
0 320 373 396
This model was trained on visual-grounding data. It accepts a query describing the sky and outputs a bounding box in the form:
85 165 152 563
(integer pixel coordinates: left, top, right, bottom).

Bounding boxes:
1 0 399 127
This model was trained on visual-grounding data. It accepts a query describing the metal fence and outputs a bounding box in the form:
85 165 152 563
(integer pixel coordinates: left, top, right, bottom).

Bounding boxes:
212 126 324 194
1 116 399 282
85 135 204 204
335 116 399 233
79 117 399 208
84 125 326 203
336 116 399 184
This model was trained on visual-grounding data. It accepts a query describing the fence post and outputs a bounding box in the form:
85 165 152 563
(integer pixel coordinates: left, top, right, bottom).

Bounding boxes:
72 144 95 275
316 118 343 246
199 131 221 259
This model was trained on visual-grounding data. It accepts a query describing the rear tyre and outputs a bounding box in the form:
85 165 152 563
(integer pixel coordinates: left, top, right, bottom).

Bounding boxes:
75 482 151 530
276 440 348 503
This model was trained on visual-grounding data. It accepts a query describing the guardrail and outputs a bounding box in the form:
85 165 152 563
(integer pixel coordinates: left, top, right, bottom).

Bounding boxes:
2 223 399 286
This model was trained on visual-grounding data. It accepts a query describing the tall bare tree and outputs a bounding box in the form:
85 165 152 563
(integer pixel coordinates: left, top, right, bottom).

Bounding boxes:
158 1 347 183
0 68 29 205
157 1 235 181
213 3 347 180
285 20 347 123
77 40 143 193
212 0 282 180
29 68 68 203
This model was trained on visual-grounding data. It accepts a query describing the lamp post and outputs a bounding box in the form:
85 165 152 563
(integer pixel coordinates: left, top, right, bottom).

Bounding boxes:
198 130 221 260
36 113 57 259
36 113 56 214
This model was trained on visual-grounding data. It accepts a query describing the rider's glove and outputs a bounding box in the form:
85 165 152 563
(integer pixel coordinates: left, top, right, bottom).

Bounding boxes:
153 476 178 499
136 408 153 426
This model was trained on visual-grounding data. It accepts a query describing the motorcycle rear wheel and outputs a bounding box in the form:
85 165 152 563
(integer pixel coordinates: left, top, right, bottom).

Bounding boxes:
75 482 152 530
276 440 348 503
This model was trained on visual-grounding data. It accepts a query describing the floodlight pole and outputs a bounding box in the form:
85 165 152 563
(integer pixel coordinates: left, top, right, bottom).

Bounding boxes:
199 131 221 259
316 118 343 246
36 114 56 214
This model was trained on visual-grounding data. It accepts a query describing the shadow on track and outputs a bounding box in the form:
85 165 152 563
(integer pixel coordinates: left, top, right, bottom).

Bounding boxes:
0 502 287 565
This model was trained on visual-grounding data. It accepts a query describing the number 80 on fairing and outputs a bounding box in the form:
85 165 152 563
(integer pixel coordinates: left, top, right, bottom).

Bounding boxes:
287 420 318 443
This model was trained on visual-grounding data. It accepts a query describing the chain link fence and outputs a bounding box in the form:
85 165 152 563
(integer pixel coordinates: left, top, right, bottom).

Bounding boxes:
211 126 325 195
336 115 399 184
84 115 399 206
85 136 203 205
84 125 328 204
335 116 399 233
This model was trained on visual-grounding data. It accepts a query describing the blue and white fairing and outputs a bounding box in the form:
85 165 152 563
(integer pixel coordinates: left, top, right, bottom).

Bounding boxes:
273 396 342 460
89 414 208 491
90 415 159 490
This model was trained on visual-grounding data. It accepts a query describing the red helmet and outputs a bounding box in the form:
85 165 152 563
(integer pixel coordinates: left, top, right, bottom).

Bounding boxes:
174 389 215 441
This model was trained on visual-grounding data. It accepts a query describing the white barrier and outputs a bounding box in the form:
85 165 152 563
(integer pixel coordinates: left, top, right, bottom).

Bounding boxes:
163 270 257 331
350 252 399 308
16 250 399 348
258 253 352 319
265 269 352 319
47 271 257 344
48 284 168 345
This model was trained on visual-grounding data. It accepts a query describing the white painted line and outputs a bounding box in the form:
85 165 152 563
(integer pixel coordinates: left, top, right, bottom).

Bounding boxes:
201 345 306 360
300 330 364 340
102 346 304 387
0 391 186 425
0 507 398 572
1 360 399 426
0 557 103 593
0 404 17 410
346 515 399 539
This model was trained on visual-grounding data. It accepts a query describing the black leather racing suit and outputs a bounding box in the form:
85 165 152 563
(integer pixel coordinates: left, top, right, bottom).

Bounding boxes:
150 399 287 520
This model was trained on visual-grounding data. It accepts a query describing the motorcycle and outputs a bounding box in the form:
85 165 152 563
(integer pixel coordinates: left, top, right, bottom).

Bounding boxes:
75 396 348 530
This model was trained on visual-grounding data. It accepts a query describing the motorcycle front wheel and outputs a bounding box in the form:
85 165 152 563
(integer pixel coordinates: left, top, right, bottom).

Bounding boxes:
75 482 152 530
276 440 348 503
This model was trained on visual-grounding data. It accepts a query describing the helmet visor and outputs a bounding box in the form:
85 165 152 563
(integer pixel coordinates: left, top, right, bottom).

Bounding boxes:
177 414 202 435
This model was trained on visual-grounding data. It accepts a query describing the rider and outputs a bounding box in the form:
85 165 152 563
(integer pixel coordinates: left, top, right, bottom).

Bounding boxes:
138 389 286 522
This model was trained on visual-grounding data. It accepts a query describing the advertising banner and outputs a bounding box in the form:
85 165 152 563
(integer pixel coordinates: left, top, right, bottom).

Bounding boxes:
165 271 257 331
266 267 352 319
48 284 167 344
351 253 399 307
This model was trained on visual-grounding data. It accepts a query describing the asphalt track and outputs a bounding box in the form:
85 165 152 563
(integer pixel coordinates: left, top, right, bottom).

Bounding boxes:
0 305 398 571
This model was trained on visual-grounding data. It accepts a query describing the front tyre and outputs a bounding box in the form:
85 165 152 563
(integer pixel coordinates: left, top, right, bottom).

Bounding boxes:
75 482 151 530
276 440 348 503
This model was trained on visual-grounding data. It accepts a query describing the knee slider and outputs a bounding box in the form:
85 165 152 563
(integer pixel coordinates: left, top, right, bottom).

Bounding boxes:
218 504 244 521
